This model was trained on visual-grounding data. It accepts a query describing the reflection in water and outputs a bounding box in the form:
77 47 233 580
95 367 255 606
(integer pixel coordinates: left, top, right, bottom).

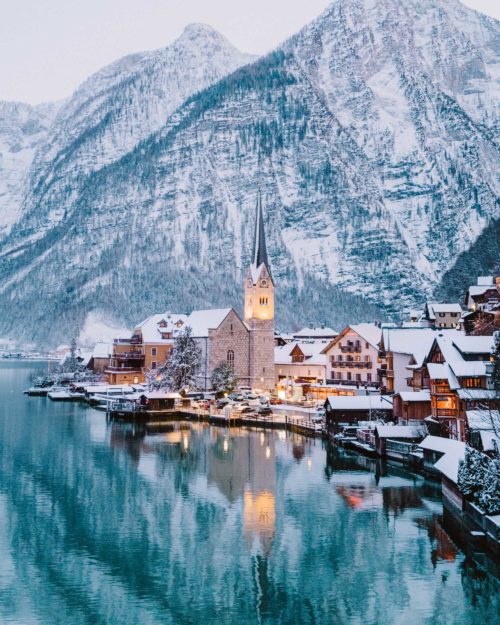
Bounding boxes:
0 363 499 625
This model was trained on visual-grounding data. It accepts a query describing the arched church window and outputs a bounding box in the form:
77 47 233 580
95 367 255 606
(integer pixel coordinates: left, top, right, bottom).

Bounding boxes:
227 350 235 369
261 279 268 287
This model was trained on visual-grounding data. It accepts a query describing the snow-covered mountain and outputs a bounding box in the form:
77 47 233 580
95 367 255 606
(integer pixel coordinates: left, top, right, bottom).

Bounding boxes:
0 100 60 237
0 0 499 346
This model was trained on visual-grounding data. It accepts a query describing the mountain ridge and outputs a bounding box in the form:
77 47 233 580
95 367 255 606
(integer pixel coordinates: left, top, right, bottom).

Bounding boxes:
0 0 499 346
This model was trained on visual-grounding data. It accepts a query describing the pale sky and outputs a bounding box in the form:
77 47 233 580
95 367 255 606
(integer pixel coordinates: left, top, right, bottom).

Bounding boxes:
1 0 499 105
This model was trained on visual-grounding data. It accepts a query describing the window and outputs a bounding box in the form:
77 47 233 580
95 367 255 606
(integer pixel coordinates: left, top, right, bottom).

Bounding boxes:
338 355 343 362
259 297 269 306
367 373 372 382
451 312 458 317
151 347 157 356
365 355 370 362
439 312 445 317
356 374 361 382
261 279 268 287
346 372 352 381
227 350 234 369
365 342 369 349
355 355 361 362
151 361 157 369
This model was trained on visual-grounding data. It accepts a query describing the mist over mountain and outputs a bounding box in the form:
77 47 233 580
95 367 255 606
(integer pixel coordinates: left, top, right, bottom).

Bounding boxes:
0 0 499 346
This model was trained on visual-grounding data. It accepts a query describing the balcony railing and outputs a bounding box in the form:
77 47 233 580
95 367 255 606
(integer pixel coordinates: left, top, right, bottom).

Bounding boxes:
105 366 144 373
114 337 141 345
113 352 144 360
326 379 380 388
340 345 362 353
333 361 372 369
434 409 457 417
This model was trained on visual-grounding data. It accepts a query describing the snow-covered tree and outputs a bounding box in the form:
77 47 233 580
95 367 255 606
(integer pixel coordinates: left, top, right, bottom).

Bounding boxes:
492 332 500 393
477 458 500 515
58 338 82 373
211 362 238 395
148 326 201 392
457 447 489 503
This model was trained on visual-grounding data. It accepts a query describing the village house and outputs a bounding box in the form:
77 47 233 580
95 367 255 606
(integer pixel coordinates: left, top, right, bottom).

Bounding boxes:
378 327 438 393
324 394 393 434
275 340 328 388
322 324 382 388
88 342 113 373
393 390 431 425
422 302 463 329
106 312 187 384
424 334 494 441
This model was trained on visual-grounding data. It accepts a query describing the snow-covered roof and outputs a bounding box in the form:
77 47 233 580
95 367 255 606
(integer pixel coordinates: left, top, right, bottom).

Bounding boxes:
326 395 393 410
397 390 431 402
275 341 328 366
382 327 436 359
466 410 500 431
135 312 188 343
427 303 462 317
293 326 338 339
448 361 488 378
457 389 498 400
467 285 494 298
349 323 382 348
419 435 465 454
92 342 112 358
375 425 421 439
477 276 494 286
433 443 466 483
144 392 181 399
186 308 232 337
426 363 450 380
451 335 494 355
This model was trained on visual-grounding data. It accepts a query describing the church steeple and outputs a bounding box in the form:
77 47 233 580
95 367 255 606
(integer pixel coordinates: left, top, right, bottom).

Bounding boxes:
243 193 275 392
250 193 273 285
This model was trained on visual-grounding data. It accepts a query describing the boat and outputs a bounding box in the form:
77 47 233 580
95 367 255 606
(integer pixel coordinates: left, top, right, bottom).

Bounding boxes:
24 387 50 396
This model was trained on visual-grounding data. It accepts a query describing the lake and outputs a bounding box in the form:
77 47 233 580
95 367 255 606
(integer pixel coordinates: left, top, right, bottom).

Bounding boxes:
0 361 498 625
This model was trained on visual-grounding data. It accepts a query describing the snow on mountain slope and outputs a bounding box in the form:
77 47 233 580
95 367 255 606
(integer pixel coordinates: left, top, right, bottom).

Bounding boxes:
19 24 256 237
0 0 499 346
0 100 60 237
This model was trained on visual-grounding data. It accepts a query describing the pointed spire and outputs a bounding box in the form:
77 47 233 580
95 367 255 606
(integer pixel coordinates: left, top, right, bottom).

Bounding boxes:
252 193 272 280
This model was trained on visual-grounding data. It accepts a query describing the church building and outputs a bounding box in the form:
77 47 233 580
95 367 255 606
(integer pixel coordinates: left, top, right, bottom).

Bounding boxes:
190 195 276 392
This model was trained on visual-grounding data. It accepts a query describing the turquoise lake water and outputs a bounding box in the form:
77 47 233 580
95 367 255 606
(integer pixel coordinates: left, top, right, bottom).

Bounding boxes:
0 361 498 625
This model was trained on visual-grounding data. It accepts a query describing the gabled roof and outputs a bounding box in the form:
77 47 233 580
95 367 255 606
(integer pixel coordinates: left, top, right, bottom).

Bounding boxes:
426 302 462 319
396 390 431 402
135 312 188 343
275 341 328 366
186 308 233 337
350 324 382 348
92 342 112 358
325 395 393 410
375 425 421 439
451 335 494 355
419 435 465 454
381 327 436 359
433 443 466 483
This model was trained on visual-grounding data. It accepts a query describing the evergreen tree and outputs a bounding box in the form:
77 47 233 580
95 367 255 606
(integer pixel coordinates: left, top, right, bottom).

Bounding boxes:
149 326 201 392
59 338 82 374
491 332 500 393
211 362 238 395
457 447 489 504
477 458 500 515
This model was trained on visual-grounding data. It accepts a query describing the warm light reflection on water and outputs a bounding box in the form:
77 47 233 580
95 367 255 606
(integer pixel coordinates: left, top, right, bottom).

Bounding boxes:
0 362 498 625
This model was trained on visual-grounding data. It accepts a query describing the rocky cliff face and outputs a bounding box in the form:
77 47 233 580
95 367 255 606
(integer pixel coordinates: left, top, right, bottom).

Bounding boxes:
0 100 60 237
0 0 499 346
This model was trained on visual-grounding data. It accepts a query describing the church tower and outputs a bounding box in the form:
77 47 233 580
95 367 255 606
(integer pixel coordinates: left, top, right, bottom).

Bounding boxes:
244 195 275 392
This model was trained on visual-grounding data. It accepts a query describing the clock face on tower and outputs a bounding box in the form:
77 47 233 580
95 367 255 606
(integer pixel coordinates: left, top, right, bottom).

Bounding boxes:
247 278 253 288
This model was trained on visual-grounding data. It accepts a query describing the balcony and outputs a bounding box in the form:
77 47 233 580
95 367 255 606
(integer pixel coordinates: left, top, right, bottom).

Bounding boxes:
105 366 143 373
340 345 362 353
113 352 144 361
114 337 141 345
434 409 458 418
